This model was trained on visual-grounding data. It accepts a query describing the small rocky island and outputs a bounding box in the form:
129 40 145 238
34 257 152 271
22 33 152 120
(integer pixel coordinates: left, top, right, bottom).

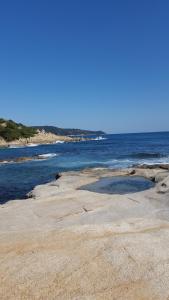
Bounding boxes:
1 164 169 299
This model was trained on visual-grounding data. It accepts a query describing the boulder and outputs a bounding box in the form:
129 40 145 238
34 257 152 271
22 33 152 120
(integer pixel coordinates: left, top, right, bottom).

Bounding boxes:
157 175 169 193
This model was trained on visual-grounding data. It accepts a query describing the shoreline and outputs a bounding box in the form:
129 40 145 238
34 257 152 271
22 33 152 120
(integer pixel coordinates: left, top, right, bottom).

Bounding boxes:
26 164 169 200
2 163 168 205
1 163 169 206
0 132 92 148
1 165 169 299
1 162 169 201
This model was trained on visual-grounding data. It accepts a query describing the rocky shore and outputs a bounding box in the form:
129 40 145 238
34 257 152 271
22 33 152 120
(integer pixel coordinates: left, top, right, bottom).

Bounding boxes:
0 154 57 164
1 165 169 299
0 131 90 148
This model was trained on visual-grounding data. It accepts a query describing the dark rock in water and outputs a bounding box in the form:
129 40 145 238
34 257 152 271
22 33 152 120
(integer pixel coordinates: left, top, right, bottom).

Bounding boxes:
139 164 169 170
131 152 164 159
26 191 34 199
0 155 53 164
129 169 136 175
0 156 35 164
150 176 156 182
55 173 61 180
158 164 169 170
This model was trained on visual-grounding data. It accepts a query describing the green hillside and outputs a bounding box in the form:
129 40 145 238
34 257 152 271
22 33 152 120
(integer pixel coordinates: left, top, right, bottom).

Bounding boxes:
0 118 105 142
0 119 37 142
33 125 105 136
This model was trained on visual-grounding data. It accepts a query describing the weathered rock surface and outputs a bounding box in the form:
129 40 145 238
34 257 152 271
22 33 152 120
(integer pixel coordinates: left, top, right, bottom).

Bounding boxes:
157 174 169 194
1 167 169 299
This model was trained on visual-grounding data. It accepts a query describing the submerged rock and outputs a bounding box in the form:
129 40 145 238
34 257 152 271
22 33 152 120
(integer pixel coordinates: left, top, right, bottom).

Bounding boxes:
0 156 36 164
0 154 58 164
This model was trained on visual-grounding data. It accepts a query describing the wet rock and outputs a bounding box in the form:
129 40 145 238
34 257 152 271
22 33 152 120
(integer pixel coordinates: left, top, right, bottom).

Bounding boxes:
0 157 35 164
55 173 61 180
0 155 50 164
150 176 156 182
139 164 169 170
129 169 136 175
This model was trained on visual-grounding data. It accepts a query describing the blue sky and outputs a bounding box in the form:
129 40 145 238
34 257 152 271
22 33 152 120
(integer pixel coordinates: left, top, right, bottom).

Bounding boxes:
0 0 169 133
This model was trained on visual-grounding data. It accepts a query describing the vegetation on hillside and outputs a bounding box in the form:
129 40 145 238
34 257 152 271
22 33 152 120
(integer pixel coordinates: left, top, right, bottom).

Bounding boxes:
33 125 105 136
0 118 105 142
0 119 37 142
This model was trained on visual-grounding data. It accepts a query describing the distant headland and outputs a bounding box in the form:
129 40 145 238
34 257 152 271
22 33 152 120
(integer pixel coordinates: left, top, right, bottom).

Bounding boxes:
32 125 105 136
0 118 105 147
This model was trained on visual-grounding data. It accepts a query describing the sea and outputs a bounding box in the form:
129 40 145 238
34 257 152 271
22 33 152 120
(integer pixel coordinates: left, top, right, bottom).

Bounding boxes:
0 131 169 204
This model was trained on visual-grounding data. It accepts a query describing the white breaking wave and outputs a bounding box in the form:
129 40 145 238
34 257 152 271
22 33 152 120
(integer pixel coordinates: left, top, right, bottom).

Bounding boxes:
54 141 65 144
37 153 58 159
9 143 39 149
92 136 107 141
0 160 12 164
106 159 134 169
9 145 24 149
27 143 39 147
138 157 169 165
106 157 169 168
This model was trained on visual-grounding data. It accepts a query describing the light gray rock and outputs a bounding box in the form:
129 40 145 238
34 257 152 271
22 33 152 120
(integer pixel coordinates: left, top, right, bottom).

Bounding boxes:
1 167 169 299
157 175 169 193
155 171 169 182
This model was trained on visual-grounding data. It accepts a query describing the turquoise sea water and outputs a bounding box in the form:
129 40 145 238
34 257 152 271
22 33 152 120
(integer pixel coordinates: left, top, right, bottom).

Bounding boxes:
0 132 169 203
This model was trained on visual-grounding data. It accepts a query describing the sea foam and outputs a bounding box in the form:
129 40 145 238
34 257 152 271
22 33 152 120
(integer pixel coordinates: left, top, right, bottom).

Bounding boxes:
37 153 58 159
92 136 107 141
54 141 65 144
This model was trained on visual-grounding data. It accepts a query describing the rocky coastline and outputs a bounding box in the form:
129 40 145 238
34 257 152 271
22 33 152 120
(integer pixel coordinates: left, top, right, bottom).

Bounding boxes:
0 131 91 148
1 164 169 299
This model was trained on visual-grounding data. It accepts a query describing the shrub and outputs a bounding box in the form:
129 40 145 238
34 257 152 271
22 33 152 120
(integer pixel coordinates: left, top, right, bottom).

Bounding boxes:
0 119 37 142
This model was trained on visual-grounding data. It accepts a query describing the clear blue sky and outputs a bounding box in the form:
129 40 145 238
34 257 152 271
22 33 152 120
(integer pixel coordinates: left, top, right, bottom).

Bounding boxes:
0 0 169 133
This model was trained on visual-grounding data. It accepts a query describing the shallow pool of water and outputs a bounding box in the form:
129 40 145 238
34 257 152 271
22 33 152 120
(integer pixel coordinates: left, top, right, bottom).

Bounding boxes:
79 176 155 194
